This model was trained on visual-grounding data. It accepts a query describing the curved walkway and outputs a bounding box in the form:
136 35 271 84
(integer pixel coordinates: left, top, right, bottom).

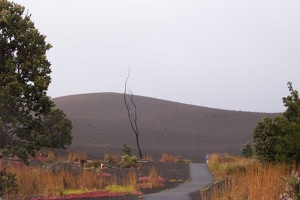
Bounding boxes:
143 163 214 200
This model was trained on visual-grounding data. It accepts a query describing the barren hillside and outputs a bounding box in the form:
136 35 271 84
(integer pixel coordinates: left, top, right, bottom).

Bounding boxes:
52 93 279 162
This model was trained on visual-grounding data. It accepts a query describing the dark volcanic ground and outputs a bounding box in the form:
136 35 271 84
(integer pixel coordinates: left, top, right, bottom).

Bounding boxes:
52 92 279 163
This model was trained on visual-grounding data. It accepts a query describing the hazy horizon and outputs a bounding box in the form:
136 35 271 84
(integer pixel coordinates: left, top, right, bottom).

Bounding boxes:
15 0 300 113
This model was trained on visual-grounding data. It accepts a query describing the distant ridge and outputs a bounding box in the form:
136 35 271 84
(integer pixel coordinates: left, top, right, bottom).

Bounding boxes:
52 92 279 162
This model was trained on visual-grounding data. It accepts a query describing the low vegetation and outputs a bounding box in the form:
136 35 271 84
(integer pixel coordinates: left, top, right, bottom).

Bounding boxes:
0 150 170 199
160 153 191 163
0 168 18 197
203 82 300 199
203 154 299 200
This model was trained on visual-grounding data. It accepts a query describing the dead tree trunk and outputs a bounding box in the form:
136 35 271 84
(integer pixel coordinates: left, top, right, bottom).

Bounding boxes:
124 70 143 159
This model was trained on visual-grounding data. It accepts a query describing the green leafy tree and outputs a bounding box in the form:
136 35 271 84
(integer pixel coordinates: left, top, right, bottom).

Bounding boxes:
241 143 253 158
253 117 278 162
42 108 72 149
253 82 300 164
283 81 300 123
0 1 72 162
272 116 300 163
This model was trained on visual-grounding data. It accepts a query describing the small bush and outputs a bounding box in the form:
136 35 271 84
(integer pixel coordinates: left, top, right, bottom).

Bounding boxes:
0 168 18 197
122 155 138 164
280 170 300 200
122 144 132 156
241 143 253 158
120 145 138 168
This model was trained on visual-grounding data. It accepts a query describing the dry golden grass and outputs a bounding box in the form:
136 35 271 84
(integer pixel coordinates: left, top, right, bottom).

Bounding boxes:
160 153 190 163
202 154 293 200
122 170 138 190
148 166 164 188
36 149 88 163
138 166 165 189
144 155 154 161
66 151 88 162
0 158 138 199
1 162 103 197
160 153 178 162
1 151 166 199
160 153 182 162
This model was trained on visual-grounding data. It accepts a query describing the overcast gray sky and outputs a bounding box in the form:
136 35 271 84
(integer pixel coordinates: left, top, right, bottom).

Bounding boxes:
16 0 300 113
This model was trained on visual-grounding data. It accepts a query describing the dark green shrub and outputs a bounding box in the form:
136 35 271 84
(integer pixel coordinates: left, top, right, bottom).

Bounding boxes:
253 82 300 164
122 155 138 164
0 168 18 197
122 144 132 156
241 143 253 158
121 144 138 167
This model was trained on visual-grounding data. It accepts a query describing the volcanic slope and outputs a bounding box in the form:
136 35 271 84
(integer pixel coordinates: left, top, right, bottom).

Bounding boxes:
52 93 278 163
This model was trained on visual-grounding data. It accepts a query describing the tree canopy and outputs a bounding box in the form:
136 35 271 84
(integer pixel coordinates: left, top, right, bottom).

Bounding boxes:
253 82 300 164
0 0 72 162
42 108 72 149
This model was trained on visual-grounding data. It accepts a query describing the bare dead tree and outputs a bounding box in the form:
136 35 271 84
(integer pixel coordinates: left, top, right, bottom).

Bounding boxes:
124 69 143 159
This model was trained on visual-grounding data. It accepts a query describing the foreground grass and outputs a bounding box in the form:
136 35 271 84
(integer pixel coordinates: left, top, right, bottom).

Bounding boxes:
1 161 137 199
203 154 295 200
0 150 176 199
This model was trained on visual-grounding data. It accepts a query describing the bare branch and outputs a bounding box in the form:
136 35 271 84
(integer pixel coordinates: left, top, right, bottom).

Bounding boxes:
123 68 143 159
130 91 138 132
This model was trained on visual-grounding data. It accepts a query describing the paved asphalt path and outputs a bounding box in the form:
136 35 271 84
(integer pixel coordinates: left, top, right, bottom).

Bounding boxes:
143 163 214 200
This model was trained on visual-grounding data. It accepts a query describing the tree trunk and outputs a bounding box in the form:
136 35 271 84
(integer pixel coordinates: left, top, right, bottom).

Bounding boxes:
124 70 143 159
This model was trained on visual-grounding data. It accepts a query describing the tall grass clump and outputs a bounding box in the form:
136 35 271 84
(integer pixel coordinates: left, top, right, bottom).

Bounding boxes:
2 162 103 198
105 170 138 194
207 154 255 178
160 153 191 163
138 166 165 189
203 154 292 200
